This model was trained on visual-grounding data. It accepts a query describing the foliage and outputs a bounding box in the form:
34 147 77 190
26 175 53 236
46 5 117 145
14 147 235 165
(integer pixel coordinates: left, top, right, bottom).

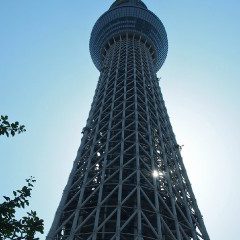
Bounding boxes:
0 177 44 240
0 115 26 137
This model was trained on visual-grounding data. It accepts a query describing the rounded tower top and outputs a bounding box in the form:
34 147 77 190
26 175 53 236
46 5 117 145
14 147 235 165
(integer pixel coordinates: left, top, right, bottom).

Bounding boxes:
110 0 147 10
90 0 168 72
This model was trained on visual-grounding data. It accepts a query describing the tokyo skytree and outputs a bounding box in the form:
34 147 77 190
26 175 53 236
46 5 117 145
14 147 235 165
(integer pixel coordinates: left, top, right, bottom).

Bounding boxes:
47 0 210 239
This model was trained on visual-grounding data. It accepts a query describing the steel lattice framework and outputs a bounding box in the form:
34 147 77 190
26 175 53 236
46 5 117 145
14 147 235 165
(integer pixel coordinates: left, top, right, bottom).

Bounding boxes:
47 1 210 239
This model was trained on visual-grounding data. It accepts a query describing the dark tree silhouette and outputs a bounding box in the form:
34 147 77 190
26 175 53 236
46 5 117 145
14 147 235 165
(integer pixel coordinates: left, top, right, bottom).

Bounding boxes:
0 177 44 240
0 115 26 137
0 115 44 239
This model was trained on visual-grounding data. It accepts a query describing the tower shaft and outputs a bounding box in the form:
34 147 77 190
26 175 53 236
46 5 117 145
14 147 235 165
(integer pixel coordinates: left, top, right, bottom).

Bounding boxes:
47 1 210 239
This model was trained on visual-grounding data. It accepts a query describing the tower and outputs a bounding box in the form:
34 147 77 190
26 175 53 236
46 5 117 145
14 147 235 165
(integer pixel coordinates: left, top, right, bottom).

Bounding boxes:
47 0 210 239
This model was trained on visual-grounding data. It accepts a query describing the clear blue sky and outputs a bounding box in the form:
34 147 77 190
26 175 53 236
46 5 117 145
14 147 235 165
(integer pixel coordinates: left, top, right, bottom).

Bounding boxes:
1 0 240 239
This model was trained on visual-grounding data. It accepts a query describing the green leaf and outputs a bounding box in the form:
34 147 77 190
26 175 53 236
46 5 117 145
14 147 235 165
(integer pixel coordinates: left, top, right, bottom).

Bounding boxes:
3 196 10 201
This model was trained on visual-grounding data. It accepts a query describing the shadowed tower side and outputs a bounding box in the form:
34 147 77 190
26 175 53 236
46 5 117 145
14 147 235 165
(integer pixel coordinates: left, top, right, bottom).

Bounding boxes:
47 0 210 239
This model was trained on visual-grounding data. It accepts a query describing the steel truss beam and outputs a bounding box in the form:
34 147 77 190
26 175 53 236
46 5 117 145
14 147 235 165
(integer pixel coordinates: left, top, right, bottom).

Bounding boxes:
47 34 210 240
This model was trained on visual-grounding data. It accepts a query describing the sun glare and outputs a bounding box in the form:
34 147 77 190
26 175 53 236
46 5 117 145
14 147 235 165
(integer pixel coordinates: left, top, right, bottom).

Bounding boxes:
152 170 159 178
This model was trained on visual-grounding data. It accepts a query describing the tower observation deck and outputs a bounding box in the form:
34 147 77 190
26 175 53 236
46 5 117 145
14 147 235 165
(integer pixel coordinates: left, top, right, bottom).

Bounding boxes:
47 0 210 239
